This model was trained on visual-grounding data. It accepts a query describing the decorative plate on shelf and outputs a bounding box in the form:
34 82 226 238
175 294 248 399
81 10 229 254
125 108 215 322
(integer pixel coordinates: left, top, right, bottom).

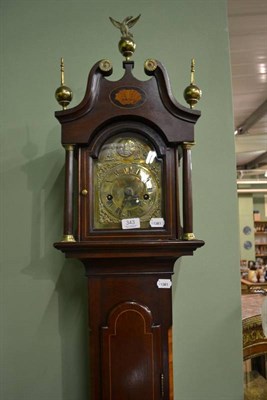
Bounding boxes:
243 226 252 235
244 241 252 250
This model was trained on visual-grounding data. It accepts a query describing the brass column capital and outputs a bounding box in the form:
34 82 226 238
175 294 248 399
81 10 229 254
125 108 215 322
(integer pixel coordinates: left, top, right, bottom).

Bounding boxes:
63 144 75 151
183 141 195 150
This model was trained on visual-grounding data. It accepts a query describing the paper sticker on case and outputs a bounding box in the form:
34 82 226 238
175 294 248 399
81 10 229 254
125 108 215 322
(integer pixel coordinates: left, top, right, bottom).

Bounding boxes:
150 218 165 228
121 218 141 230
157 279 172 289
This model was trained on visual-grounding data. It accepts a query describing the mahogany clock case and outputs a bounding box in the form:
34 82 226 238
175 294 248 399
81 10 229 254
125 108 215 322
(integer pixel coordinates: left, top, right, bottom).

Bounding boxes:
54 58 204 400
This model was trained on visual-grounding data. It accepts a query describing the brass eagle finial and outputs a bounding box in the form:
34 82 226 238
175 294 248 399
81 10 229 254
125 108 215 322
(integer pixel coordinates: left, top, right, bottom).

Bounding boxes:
109 15 141 39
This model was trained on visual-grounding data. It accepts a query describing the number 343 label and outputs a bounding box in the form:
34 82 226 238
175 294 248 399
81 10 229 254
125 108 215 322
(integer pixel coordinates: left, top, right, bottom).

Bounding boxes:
122 218 141 230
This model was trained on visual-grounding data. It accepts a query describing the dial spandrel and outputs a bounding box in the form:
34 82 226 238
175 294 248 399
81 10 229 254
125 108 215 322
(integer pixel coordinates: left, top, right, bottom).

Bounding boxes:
93 134 164 229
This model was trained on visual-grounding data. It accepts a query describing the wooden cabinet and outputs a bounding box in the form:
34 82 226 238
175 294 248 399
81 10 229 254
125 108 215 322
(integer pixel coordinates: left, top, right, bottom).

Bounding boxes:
255 221 267 261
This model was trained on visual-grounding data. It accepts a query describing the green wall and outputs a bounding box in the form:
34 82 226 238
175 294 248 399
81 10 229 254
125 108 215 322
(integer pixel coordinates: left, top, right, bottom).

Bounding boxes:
1 1 243 399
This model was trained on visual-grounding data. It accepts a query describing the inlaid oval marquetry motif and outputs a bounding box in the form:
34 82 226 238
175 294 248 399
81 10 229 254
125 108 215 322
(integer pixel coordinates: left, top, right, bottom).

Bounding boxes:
110 87 146 108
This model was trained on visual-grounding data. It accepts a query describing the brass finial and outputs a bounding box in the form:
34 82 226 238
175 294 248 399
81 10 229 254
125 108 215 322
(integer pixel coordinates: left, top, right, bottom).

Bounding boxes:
55 58 73 110
183 58 202 109
190 58 196 85
144 59 158 73
109 15 141 60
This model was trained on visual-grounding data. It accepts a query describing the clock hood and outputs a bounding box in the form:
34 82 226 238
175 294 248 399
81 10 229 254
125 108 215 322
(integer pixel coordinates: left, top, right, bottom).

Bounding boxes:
55 60 201 146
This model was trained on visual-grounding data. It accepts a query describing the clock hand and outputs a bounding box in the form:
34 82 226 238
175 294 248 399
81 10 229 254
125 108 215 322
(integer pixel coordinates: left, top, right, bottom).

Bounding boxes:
121 187 140 212
125 187 140 203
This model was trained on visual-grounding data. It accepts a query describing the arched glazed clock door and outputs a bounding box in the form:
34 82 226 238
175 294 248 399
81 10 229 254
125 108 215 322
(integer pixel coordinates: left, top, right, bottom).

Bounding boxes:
80 121 176 239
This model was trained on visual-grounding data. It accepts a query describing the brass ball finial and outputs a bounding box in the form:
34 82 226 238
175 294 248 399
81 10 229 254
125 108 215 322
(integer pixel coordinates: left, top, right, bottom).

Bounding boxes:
183 59 202 109
109 15 140 60
55 58 73 110
118 38 136 60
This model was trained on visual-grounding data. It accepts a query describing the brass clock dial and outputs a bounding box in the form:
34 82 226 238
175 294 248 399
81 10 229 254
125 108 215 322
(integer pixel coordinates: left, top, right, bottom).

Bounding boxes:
93 134 163 229
100 163 158 219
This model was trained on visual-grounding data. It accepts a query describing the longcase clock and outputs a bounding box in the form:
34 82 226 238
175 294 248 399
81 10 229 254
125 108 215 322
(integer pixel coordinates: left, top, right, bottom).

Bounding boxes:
54 16 204 400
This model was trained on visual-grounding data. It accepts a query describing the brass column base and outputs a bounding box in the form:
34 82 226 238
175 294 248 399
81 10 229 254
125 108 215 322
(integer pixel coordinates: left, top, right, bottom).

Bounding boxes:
61 234 76 243
183 232 196 241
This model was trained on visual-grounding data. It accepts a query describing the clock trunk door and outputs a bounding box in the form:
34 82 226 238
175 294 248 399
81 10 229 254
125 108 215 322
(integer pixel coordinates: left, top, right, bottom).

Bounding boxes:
101 302 162 400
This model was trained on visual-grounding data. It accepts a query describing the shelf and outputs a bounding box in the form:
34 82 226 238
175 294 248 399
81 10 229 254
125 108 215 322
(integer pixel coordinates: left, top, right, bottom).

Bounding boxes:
254 221 267 235
254 220 267 261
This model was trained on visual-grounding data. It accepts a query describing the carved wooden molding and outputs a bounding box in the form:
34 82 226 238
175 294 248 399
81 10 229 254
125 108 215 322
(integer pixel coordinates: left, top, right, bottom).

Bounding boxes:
243 315 267 360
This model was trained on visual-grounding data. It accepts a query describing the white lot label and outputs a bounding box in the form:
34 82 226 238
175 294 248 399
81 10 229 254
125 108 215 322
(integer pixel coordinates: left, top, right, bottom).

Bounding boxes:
150 218 165 228
121 218 141 230
157 279 172 289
